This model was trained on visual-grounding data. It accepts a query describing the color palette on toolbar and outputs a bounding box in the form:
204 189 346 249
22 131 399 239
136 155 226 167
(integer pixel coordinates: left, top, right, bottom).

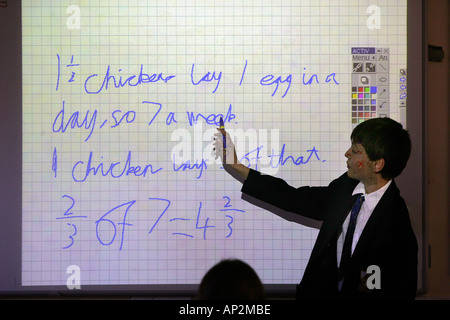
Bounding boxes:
351 86 378 123
351 47 390 126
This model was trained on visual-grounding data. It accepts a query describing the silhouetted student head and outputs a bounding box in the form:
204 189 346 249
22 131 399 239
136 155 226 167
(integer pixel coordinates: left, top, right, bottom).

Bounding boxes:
350 117 411 180
198 259 266 300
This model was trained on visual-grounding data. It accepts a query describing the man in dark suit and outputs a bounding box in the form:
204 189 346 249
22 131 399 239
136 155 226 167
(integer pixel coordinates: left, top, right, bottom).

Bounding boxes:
214 117 418 299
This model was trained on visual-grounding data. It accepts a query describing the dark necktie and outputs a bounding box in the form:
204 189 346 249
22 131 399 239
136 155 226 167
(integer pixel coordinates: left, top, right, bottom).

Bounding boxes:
338 194 365 283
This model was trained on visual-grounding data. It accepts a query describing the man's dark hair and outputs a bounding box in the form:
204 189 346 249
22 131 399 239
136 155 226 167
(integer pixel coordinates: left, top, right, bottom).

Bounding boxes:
351 117 411 180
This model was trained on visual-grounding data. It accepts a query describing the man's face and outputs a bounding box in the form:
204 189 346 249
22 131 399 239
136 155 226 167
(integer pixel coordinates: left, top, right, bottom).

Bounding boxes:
345 142 377 182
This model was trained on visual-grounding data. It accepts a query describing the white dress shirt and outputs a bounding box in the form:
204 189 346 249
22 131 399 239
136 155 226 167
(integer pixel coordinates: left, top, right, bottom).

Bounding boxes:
337 180 392 267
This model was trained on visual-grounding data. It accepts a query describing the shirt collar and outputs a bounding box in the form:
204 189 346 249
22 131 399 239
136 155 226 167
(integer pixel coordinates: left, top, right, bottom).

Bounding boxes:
352 180 392 212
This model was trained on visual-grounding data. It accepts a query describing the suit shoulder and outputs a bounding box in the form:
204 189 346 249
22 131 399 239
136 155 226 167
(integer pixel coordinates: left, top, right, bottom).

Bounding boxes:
328 172 359 191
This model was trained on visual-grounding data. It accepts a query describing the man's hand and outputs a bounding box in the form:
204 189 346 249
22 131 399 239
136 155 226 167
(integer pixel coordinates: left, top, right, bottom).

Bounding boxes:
214 127 250 182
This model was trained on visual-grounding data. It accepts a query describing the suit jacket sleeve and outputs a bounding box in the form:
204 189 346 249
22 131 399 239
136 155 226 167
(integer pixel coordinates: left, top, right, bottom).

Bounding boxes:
241 169 354 222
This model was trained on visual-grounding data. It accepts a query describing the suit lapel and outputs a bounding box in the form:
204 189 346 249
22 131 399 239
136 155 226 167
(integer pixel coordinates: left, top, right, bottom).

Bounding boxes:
307 174 361 262
311 189 358 259
329 194 359 238
328 175 361 237
351 180 398 259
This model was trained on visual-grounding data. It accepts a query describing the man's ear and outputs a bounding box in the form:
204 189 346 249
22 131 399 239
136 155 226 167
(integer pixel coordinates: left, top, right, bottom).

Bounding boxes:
372 158 385 173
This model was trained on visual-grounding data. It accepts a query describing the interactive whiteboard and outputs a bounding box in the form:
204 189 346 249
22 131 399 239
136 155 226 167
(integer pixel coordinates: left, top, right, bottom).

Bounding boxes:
0 0 426 295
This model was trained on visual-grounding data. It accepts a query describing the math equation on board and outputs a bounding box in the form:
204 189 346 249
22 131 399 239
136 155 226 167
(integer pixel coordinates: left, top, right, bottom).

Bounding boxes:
56 194 245 251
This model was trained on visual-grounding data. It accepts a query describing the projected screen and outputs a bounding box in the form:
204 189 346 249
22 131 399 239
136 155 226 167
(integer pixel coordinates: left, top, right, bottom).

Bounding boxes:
16 0 421 291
